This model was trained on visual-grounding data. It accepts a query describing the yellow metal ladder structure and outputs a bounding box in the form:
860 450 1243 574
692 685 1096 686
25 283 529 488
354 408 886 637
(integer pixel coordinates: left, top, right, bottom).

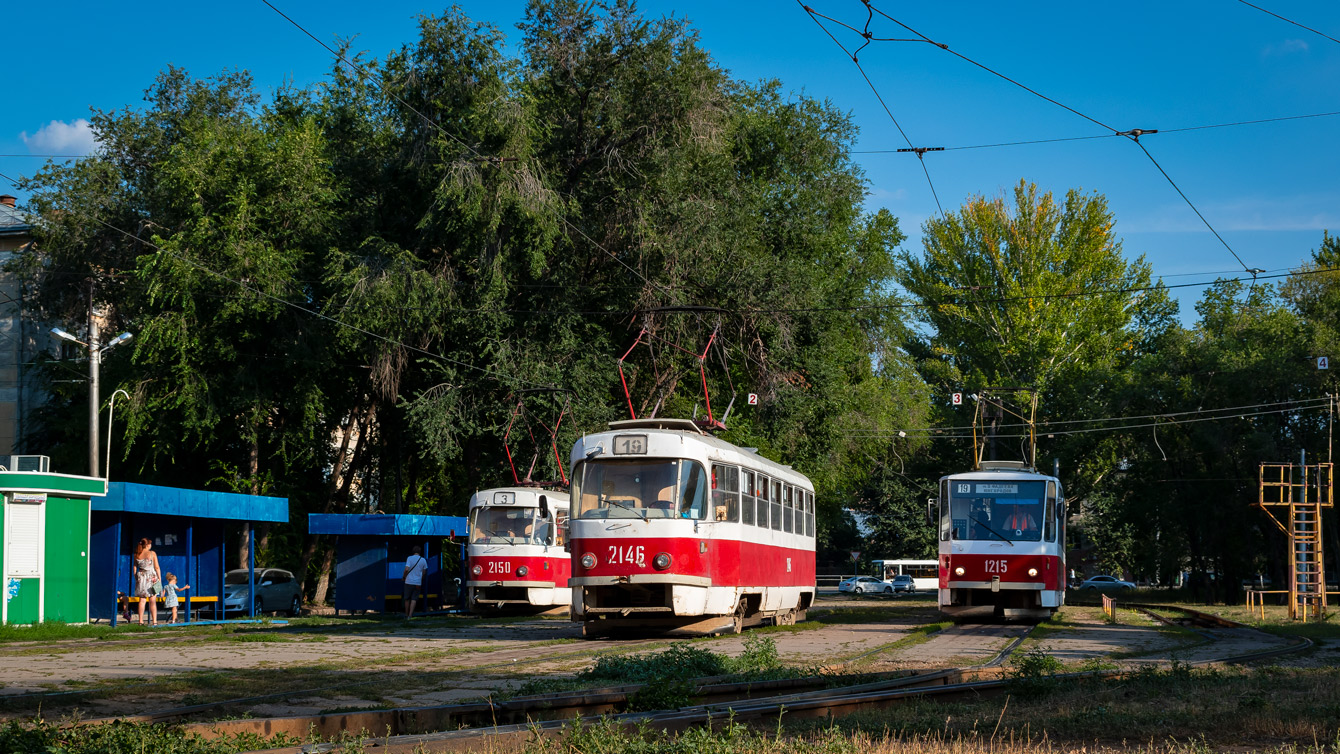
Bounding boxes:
1258 462 1332 620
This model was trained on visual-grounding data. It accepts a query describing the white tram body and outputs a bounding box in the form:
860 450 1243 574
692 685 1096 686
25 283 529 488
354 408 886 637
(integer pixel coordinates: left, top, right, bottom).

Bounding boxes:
467 487 571 611
568 419 816 635
935 462 1067 620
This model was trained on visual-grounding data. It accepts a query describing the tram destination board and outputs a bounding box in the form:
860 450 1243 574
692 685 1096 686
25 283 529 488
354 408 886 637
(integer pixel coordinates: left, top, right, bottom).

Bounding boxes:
612 435 648 454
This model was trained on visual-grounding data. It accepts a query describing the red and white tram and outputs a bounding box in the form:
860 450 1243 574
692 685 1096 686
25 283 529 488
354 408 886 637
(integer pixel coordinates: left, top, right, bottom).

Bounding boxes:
567 419 816 636
934 461 1066 620
467 487 571 612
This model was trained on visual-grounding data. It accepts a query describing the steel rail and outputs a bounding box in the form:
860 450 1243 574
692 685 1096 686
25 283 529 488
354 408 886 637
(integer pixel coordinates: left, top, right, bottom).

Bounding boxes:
237 607 1311 753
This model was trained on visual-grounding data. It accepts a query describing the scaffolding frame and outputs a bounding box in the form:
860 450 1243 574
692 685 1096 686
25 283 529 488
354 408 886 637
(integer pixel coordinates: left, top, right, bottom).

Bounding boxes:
1257 461 1332 621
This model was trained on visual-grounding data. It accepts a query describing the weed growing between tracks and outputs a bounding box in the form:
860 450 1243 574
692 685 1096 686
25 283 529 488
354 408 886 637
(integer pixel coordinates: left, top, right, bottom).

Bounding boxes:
792 663 1340 750
510 635 810 710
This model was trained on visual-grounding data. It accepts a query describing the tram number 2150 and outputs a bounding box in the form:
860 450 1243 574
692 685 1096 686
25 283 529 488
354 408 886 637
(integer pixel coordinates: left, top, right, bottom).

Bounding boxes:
983 559 1008 574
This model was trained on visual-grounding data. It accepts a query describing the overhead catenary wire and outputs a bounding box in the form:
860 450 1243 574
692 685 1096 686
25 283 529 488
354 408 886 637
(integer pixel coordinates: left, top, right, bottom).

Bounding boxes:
808 0 1261 274
1237 0 1340 46
798 1 945 216
852 110 1340 154
844 399 1332 441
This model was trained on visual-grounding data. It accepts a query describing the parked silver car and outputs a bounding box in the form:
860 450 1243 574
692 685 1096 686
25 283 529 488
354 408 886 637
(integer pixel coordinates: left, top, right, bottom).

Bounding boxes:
1077 574 1135 592
839 576 892 594
221 568 303 617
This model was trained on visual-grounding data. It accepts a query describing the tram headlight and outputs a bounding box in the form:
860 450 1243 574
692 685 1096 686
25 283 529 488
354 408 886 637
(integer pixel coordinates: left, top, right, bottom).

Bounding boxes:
1027 568 1038 578
653 552 672 570
580 553 597 569
471 564 483 576
954 566 965 577
517 565 529 577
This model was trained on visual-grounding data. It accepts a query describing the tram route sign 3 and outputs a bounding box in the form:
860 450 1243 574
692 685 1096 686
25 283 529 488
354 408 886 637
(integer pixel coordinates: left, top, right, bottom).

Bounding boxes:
952 392 962 405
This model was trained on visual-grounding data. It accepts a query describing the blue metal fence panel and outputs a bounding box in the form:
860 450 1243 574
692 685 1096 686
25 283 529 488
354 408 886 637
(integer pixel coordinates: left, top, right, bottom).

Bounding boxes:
92 482 287 523
334 538 388 612
308 514 466 537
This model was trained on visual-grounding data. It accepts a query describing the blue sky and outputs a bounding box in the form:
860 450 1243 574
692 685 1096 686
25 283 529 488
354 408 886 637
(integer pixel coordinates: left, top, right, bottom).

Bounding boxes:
3 1 1337 319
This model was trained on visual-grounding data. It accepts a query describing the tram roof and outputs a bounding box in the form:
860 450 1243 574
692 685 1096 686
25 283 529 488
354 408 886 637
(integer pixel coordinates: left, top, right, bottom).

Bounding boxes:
579 418 810 486
469 486 570 506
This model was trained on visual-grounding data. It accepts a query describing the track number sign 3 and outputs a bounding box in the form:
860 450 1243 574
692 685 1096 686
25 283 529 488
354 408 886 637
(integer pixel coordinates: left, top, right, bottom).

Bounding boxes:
612 435 647 455
608 545 645 566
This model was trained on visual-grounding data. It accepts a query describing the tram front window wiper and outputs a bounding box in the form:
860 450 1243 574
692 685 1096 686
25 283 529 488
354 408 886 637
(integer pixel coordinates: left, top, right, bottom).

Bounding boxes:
487 529 517 545
969 515 1015 546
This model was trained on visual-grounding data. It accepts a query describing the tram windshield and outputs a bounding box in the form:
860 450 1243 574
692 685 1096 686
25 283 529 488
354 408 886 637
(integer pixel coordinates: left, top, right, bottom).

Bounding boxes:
573 459 709 520
946 480 1046 542
470 506 551 545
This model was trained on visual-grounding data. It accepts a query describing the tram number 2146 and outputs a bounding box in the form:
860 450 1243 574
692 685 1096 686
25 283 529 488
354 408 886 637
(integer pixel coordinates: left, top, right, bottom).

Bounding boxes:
608 545 645 567
984 559 1008 574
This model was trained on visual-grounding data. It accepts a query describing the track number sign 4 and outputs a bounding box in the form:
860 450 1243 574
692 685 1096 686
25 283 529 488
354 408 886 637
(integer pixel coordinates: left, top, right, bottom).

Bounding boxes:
612 435 647 455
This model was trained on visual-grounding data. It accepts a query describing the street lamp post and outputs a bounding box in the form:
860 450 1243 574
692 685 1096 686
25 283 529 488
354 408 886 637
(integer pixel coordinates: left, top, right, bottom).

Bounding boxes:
50 326 133 478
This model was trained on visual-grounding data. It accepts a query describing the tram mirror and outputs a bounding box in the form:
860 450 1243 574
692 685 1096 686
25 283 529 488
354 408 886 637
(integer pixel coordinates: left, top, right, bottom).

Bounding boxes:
925 499 935 524
538 494 551 518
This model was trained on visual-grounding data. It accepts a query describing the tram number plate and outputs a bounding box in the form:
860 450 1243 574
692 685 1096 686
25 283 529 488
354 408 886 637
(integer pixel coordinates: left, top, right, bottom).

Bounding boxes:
608 545 645 566
612 435 648 455
984 559 1008 574
486 561 510 574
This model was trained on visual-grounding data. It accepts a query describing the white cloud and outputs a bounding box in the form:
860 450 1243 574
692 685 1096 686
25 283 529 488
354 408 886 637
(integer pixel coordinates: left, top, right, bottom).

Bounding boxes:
20 119 99 155
1263 38 1309 57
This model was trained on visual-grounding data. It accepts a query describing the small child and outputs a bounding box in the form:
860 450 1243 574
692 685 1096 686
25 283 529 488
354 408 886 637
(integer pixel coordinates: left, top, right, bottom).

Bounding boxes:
162 573 190 623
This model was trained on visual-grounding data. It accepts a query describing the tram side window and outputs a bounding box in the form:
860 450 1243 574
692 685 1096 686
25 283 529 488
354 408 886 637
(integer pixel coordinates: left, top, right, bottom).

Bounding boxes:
1044 481 1057 542
713 464 740 522
939 479 952 541
756 474 770 529
555 509 568 547
782 485 794 533
741 470 756 526
679 462 709 520
806 492 815 537
771 479 783 531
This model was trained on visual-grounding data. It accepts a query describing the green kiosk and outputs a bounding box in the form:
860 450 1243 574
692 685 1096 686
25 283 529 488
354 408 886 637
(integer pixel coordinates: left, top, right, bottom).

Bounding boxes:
1 466 106 625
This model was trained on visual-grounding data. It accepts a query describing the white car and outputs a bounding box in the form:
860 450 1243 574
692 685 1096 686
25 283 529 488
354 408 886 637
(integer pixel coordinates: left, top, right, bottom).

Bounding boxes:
1077 574 1135 592
838 576 893 594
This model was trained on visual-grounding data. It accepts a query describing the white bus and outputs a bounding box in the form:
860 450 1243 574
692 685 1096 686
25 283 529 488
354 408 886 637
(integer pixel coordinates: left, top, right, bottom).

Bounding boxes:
873 559 938 591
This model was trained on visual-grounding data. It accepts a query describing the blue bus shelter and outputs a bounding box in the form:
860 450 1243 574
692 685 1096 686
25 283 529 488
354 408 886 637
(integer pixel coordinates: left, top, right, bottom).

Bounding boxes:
90 483 288 624
308 514 467 614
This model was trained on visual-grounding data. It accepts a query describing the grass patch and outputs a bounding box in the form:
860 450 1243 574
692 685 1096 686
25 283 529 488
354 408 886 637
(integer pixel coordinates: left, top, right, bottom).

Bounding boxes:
796 663 1340 750
0 718 304 754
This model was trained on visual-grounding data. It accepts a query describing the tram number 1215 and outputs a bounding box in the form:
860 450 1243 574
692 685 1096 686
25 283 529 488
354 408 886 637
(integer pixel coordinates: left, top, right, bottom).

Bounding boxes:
984 559 1008 574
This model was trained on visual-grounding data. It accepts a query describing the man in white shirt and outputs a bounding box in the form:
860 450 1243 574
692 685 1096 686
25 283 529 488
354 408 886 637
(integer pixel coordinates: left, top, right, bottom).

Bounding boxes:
402 545 428 619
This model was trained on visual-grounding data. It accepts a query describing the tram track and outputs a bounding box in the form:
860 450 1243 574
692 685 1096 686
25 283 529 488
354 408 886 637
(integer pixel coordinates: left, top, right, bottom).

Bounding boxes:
146 620 1029 748
226 606 1309 753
